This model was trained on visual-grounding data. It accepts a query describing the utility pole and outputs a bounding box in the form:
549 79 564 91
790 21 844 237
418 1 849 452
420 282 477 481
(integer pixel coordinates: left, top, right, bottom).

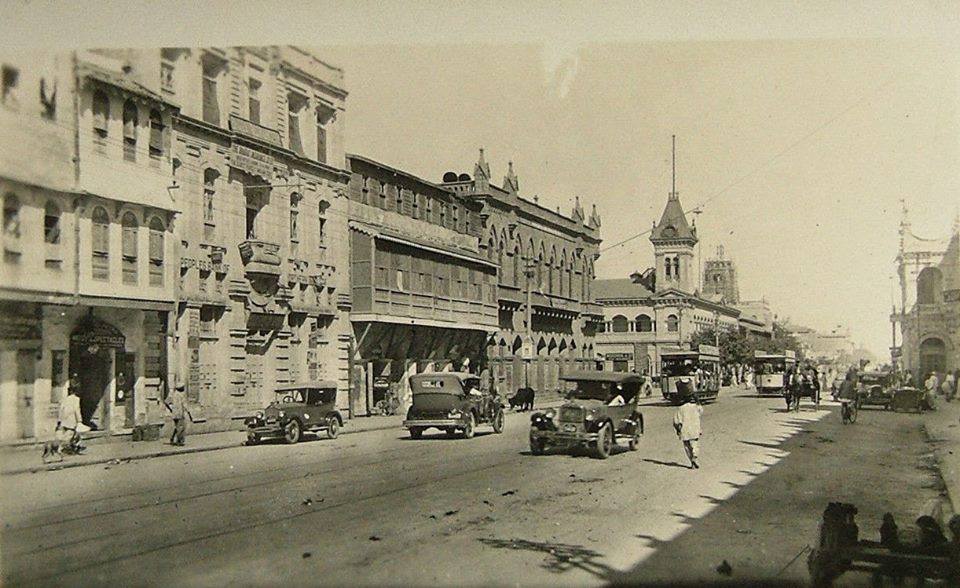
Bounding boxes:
523 260 536 388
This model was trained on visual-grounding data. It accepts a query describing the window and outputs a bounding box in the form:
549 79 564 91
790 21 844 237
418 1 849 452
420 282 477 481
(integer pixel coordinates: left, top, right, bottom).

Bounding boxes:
917 267 943 305
673 257 680 279
396 269 405 291
1 65 19 107
39 78 56 119
3 193 20 238
160 61 174 93
666 314 679 332
316 108 328 164
149 109 164 158
664 256 672 278
201 55 222 125
439 202 446 227
246 190 260 239
247 78 261 125
200 306 216 335
636 314 653 332
92 90 110 138
377 181 386 209
148 216 164 286
91 206 110 280
287 92 307 154
203 168 218 224
396 186 403 212
44 201 60 244
289 192 300 242
317 207 326 248
452 205 459 230
122 99 138 161
425 198 433 223
121 212 138 285
611 315 629 333
50 350 66 404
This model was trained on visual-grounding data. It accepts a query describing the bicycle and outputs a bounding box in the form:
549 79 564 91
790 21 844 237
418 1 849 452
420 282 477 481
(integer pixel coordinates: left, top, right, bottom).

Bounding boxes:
840 397 858 424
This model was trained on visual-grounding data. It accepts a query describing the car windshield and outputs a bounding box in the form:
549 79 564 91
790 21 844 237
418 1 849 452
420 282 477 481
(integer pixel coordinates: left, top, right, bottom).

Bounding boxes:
568 380 639 402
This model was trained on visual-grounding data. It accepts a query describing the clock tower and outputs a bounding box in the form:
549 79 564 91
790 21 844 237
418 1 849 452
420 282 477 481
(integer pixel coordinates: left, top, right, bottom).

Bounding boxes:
650 135 698 294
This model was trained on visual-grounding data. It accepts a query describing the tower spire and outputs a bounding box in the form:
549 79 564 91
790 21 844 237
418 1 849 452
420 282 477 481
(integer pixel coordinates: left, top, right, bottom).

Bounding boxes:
669 134 678 201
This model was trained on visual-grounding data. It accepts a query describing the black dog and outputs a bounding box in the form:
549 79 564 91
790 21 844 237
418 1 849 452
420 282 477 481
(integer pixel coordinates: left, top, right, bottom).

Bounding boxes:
508 387 535 411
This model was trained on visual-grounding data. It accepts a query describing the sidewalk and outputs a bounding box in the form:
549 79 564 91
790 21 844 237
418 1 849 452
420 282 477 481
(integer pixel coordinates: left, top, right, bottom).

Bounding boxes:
923 398 960 522
0 413 406 476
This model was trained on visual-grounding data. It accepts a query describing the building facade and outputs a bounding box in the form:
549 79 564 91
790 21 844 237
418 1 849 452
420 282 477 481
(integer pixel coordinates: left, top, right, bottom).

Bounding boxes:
594 190 741 375
702 245 740 304
160 46 352 430
441 150 603 395
894 210 960 378
346 154 498 415
1 49 179 441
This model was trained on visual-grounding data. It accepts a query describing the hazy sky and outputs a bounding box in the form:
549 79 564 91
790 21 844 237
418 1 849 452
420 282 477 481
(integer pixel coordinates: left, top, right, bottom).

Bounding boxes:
5 1 959 356
323 38 959 356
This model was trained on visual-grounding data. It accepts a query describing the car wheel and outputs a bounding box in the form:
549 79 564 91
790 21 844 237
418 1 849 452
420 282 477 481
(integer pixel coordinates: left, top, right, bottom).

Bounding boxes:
327 417 340 439
529 432 546 455
462 413 475 439
284 420 302 444
246 433 260 446
409 427 423 439
492 408 505 434
593 422 612 459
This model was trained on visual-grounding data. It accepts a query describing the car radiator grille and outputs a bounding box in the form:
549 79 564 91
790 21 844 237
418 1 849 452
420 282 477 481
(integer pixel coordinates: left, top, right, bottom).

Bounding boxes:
559 407 583 422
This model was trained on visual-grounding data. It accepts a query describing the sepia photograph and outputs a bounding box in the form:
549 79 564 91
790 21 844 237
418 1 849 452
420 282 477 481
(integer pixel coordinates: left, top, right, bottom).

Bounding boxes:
1 1 959 586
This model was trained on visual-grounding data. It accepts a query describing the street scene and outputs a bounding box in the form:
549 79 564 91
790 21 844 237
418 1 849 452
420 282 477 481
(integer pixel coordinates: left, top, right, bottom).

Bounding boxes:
2 2 960 587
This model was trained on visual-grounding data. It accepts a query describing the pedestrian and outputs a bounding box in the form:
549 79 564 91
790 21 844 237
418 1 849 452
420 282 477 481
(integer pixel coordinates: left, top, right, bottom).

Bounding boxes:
673 391 703 469
57 375 87 452
923 372 939 412
165 378 190 446
640 372 654 398
941 372 955 402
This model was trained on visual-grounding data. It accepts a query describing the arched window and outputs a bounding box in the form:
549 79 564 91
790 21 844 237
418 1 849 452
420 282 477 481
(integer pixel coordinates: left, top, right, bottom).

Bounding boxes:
44 201 61 244
122 99 138 161
917 267 943 305
635 314 653 332
666 314 679 332
91 206 110 280
487 237 496 261
121 211 138 285
92 90 110 138
673 257 680 280
203 168 218 224
3 193 20 239
498 246 505 285
149 109 164 158
665 256 672 278
548 255 555 295
148 216 164 286
611 315 629 333
513 245 521 288
289 192 301 242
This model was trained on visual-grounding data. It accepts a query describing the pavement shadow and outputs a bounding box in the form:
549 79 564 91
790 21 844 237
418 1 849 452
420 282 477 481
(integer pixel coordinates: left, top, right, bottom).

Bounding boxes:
643 458 691 469
478 537 619 582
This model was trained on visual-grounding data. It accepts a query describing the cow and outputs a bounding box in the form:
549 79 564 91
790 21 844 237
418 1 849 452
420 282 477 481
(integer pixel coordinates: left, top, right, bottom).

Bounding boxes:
508 387 535 412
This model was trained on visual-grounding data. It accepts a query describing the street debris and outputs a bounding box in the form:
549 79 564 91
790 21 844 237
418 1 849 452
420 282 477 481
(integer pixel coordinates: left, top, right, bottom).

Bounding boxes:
444 509 459 517
368 535 381 541
501 490 517 496
715 560 733 576
302 552 311 559
303 498 313 506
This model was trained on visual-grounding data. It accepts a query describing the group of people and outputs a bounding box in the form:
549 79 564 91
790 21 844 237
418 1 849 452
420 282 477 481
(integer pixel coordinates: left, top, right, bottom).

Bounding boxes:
783 364 822 410
51 375 191 460
923 369 960 410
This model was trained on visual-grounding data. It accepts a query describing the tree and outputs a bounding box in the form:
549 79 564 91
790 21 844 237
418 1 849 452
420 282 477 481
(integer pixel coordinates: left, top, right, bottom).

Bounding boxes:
689 321 803 365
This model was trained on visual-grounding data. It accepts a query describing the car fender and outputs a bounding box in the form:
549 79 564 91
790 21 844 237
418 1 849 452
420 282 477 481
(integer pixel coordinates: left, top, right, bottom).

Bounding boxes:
326 411 343 427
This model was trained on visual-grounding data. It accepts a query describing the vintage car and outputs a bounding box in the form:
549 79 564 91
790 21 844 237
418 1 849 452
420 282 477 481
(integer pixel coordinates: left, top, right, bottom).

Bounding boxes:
403 372 505 439
529 370 644 459
244 381 343 444
857 369 895 410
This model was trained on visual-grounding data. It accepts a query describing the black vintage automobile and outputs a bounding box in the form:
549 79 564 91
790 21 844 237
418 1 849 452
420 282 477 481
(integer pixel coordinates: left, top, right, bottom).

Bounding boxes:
244 381 343 444
857 370 895 410
403 372 505 439
529 371 644 459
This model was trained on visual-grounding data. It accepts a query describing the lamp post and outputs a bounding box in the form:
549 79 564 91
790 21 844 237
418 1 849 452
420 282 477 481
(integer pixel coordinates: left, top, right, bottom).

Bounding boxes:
523 260 537 388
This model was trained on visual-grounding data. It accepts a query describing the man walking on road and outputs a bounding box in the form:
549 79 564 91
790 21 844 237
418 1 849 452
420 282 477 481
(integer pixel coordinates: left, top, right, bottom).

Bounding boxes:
165 379 189 446
673 392 703 469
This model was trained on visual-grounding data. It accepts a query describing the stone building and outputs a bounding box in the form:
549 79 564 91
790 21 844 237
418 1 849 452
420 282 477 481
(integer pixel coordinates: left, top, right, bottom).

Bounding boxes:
594 188 741 375
440 150 604 395
346 154 498 415
894 209 959 378
157 46 352 430
702 244 740 304
1 50 179 441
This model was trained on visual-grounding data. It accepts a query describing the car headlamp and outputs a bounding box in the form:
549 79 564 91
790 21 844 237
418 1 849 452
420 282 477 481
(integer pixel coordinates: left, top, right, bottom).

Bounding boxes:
584 411 596 421
278 411 285 419
256 411 264 420
448 409 462 418
544 408 556 420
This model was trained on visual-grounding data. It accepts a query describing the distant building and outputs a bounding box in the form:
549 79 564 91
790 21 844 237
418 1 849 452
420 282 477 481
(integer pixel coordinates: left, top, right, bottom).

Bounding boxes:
594 177 742 375
702 245 739 304
894 207 959 377
441 150 603 395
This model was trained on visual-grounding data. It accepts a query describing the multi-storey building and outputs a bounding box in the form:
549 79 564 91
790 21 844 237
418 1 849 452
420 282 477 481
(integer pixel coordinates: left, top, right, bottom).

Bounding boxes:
893 209 959 378
1 49 179 440
157 46 352 429
594 186 740 375
441 150 604 395
346 154 498 415
702 244 740 304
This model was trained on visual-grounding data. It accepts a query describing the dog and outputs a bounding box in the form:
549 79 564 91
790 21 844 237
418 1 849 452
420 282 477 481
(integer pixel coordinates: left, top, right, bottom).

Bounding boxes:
41 438 65 463
508 387 535 412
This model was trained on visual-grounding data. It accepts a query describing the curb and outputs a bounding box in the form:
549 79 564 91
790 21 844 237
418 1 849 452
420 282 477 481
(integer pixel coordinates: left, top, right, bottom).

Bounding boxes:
2 400 567 476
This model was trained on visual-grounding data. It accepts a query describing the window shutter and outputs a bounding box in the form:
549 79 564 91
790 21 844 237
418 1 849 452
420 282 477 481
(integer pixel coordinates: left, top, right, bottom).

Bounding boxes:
122 225 137 257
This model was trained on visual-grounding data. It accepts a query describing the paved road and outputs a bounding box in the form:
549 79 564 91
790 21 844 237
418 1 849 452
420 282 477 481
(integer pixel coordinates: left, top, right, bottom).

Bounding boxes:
2 390 829 586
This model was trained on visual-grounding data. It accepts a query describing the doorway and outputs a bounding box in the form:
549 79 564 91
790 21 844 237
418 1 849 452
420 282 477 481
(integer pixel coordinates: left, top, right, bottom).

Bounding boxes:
920 337 947 378
16 349 36 439
69 341 111 430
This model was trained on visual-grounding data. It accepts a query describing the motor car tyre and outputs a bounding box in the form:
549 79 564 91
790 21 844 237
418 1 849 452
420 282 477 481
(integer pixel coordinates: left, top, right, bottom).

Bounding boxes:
327 417 339 439
529 431 546 455
594 422 613 459
284 419 302 444
492 407 505 434
462 412 475 439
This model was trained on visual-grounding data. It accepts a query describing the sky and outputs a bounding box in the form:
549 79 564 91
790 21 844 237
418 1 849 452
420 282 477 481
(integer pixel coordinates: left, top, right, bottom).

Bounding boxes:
4 1 959 356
